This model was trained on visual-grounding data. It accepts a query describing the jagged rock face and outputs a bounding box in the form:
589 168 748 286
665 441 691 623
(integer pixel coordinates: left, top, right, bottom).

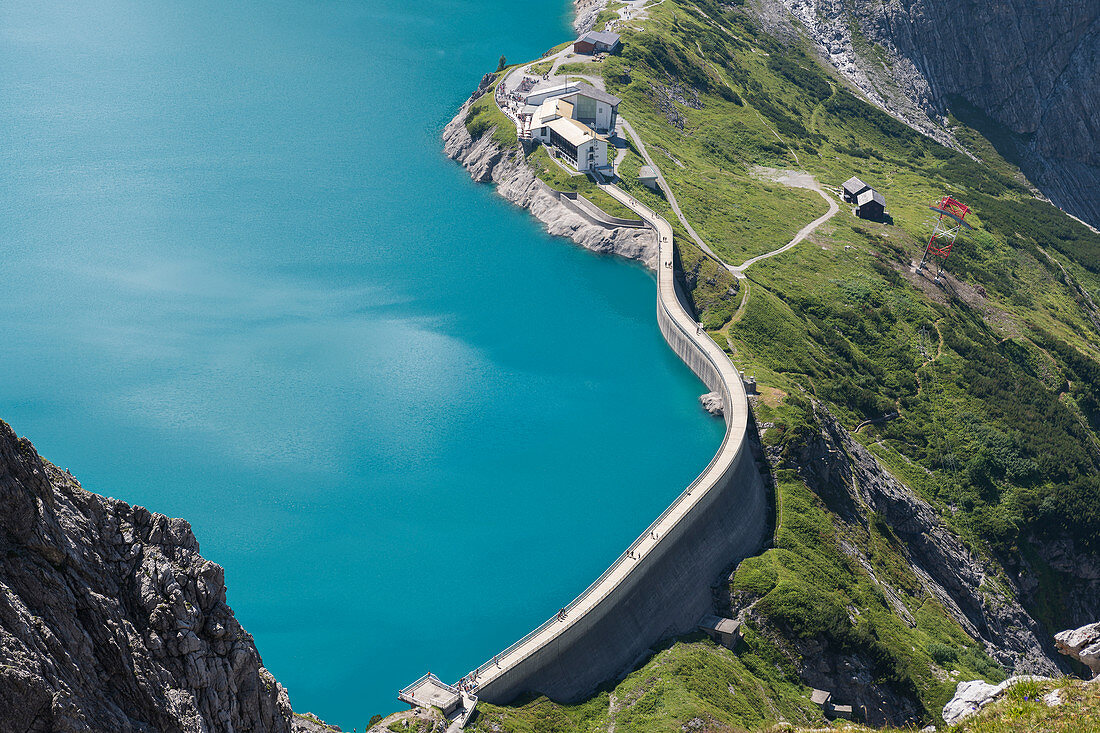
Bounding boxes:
769 0 1100 228
0 420 295 733
783 408 1063 677
1016 538 1100 630
442 92 658 269
784 631 924 726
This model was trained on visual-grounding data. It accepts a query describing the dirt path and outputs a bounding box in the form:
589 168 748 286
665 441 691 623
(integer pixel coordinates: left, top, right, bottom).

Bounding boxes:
731 172 839 275
717 280 750 350
617 119 724 262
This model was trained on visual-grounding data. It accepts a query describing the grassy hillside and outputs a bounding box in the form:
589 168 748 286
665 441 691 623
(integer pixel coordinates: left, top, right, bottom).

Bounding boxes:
460 0 1100 728
470 637 830 733
588 0 1100 595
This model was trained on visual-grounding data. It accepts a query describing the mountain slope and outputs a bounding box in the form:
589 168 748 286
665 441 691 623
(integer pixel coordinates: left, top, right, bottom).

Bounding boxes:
767 0 1100 229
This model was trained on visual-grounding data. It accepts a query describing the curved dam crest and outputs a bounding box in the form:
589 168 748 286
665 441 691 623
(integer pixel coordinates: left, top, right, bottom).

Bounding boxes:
441 94 769 705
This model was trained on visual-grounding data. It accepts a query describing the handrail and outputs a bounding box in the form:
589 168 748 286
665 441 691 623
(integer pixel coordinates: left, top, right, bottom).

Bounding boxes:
469 182 746 686
534 180 647 228
399 672 433 696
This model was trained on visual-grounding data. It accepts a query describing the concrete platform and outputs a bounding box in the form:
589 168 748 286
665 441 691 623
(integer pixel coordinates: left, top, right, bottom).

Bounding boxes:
399 673 462 716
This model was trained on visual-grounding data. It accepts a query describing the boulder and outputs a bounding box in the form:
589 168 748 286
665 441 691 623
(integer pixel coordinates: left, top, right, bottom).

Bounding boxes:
1055 621 1100 677
699 392 724 417
941 675 1047 725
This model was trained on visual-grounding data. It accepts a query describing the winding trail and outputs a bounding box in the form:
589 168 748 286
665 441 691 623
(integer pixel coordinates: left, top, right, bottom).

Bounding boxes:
570 70 839 279
619 118 723 263
731 181 839 275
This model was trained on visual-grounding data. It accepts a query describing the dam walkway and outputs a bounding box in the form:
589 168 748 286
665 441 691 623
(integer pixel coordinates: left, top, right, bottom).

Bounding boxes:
450 178 758 705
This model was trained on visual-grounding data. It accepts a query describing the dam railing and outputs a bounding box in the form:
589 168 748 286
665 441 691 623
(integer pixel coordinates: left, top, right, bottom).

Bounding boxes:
463 181 748 695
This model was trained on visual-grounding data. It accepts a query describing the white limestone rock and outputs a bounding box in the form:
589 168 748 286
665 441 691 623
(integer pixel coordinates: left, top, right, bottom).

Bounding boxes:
699 392 724 417
941 675 1048 725
1055 621 1100 677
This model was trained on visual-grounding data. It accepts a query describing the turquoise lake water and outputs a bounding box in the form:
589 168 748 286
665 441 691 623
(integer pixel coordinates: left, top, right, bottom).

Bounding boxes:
0 0 725 726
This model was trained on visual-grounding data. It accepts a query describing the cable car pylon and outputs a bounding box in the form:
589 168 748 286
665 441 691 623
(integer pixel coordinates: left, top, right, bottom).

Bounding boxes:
916 195 972 284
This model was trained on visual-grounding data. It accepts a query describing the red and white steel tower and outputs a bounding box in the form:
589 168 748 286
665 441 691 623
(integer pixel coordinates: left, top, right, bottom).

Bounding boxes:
917 195 972 282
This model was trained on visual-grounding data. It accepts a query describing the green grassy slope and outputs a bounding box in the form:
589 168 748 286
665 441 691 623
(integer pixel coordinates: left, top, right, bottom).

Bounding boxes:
460 0 1100 729
589 0 1100 592
470 637 829 733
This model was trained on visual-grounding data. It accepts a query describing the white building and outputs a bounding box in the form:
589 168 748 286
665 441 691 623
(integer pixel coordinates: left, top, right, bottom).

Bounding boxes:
528 97 609 172
524 81 620 134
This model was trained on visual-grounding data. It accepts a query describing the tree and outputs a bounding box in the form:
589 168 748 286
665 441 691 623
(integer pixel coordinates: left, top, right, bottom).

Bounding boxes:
497 55 507 72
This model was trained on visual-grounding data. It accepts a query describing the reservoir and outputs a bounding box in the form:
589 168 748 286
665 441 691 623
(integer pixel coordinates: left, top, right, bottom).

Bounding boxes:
0 0 725 727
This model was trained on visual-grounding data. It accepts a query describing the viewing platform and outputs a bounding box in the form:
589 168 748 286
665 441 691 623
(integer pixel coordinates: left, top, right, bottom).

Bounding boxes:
397 673 477 730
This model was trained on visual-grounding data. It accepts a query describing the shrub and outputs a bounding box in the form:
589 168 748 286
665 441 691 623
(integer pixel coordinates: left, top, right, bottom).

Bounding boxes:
927 642 959 666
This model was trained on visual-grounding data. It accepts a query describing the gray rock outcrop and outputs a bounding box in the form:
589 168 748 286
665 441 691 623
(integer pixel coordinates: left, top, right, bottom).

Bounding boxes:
442 90 658 270
941 675 1047 725
573 0 608 34
1018 538 1100 630
763 0 1100 228
1054 621 1100 677
699 392 724 416
0 419 324 733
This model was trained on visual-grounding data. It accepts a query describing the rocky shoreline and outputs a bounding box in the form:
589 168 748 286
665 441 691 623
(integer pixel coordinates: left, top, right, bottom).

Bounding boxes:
442 80 658 270
441 0 659 271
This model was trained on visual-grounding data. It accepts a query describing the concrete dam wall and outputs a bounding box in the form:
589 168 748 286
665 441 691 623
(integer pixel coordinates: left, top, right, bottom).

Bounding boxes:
468 187 768 705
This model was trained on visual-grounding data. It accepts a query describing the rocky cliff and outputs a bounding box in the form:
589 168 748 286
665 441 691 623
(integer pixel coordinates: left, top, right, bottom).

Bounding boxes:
730 403 1065 725
789 407 1062 675
0 420 330 733
762 0 1100 228
442 79 658 269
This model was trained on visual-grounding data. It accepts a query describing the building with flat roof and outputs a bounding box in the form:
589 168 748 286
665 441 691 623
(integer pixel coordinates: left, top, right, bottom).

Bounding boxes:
638 165 659 190
525 84 616 172
525 81 621 134
532 116 608 172
574 30 622 54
